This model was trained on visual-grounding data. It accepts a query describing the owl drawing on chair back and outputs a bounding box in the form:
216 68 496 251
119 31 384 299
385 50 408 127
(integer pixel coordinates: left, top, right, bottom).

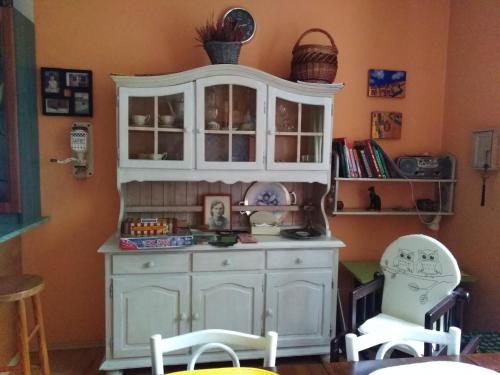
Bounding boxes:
417 249 442 275
393 248 415 273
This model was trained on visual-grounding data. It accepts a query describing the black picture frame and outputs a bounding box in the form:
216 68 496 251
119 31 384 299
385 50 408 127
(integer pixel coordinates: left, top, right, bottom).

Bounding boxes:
41 67 93 116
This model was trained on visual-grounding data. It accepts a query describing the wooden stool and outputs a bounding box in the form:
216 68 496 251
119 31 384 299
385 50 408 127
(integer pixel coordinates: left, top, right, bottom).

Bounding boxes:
0 275 50 374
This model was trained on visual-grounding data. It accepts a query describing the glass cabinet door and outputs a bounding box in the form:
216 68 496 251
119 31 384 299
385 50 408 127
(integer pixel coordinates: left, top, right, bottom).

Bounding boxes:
118 83 194 168
196 77 265 170
267 87 331 171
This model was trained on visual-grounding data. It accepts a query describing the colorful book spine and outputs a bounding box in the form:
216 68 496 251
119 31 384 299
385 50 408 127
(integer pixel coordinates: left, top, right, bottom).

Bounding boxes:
353 148 363 177
348 147 359 177
364 140 382 178
373 147 388 178
343 143 353 177
360 149 373 178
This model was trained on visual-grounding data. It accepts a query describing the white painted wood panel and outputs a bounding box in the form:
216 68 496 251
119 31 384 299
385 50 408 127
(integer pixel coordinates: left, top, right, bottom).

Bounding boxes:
265 271 332 348
267 250 333 269
112 275 189 358
112 254 189 274
191 274 264 335
193 251 265 272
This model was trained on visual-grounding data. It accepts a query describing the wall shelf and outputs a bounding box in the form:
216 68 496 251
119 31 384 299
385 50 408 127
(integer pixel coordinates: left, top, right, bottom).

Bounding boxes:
330 153 457 227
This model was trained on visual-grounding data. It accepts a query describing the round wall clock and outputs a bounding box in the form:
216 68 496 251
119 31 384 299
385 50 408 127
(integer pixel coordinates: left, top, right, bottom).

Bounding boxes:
223 7 256 43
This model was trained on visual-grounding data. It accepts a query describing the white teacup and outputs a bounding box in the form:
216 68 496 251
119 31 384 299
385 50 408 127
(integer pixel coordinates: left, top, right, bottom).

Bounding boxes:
132 114 150 126
159 115 175 127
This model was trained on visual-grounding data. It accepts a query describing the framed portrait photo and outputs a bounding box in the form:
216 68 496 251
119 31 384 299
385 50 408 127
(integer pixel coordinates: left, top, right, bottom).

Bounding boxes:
41 67 93 116
203 194 231 230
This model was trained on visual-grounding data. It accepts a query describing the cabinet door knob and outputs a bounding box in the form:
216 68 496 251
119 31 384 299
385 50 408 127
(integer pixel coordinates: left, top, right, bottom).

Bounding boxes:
180 313 188 321
295 258 303 264
266 309 273 317
145 261 155 268
223 259 232 266
192 313 200 320
196 128 202 134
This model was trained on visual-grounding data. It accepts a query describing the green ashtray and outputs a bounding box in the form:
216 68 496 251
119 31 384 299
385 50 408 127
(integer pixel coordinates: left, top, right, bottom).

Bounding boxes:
208 234 238 247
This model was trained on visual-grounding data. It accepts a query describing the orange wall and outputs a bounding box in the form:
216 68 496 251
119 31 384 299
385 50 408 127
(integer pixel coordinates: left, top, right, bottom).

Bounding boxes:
23 0 453 345
439 0 500 331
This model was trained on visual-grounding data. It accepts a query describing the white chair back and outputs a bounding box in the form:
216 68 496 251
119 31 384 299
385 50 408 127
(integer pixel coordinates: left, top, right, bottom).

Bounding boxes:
380 234 460 325
150 329 278 375
345 326 461 362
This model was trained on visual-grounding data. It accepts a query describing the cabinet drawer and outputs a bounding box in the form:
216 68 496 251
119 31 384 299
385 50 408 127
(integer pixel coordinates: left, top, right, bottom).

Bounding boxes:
267 250 333 269
193 251 264 272
112 254 189 274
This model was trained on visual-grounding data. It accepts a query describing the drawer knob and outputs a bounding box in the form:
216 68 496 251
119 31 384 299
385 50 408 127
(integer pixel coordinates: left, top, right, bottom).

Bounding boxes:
266 309 273 317
192 313 200 320
223 259 232 266
145 261 155 268
295 258 303 264
180 313 188 321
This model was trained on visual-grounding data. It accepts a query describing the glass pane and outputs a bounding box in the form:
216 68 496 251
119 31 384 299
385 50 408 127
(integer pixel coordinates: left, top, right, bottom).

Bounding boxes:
205 134 229 161
300 135 323 163
158 93 183 128
275 135 297 162
232 135 256 162
129 97 154 127
301 104 324 133
158 132 183 161
232 85 256 131
205 85 229 130
129 130 154 159
275 98 298 132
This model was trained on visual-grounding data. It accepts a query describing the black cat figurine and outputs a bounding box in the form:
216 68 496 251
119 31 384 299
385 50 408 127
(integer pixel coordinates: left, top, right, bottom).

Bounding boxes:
368 186 381 211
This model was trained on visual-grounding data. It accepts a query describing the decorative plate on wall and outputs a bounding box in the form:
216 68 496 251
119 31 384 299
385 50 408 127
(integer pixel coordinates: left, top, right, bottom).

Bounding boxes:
242 182 296 220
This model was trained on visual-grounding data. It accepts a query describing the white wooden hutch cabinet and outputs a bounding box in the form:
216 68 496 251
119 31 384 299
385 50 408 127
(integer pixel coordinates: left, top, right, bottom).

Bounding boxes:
99 65 344 374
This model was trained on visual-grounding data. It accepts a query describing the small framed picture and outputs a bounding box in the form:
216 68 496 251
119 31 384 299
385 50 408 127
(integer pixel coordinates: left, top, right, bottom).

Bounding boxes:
45 98 70 114
368 69 406 98
43 69 61 94
203 194 231 230
371 111 402 139
41 67 92 116
74 92 90 115
66 71 90 88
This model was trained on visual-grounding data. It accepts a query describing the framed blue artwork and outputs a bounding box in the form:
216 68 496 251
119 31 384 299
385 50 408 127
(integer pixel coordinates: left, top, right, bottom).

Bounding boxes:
368 69 406 98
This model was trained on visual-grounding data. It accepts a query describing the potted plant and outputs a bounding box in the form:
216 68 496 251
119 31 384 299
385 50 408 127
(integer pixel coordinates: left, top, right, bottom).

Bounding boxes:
196 16 244 64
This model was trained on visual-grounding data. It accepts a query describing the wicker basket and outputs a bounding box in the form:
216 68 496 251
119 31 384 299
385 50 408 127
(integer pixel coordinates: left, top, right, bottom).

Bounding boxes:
204 41 242 64
291 28 338 83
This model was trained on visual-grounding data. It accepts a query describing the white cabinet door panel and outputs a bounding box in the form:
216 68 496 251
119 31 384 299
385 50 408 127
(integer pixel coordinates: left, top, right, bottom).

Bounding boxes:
192 274 264 335
112 275 189 358
265 271 332 347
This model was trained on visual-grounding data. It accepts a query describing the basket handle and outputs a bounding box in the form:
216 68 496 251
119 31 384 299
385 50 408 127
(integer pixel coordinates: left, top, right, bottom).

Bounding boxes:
293 28 336 50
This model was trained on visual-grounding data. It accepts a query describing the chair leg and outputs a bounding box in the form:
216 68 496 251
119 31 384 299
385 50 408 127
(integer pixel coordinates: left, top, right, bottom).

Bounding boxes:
17 299 31 375
33 294 51 375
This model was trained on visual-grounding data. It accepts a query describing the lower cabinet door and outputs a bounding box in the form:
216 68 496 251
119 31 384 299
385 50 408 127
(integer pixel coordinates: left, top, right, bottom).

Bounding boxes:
265 271 332 347
112 275 190 358
192 274 264 335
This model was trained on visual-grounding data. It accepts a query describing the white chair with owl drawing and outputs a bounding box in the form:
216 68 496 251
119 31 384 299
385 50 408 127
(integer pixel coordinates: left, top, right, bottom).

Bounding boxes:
349 234 470 358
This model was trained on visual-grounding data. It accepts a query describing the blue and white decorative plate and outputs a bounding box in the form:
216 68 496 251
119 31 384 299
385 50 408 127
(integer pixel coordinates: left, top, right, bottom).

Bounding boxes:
243 182 294 220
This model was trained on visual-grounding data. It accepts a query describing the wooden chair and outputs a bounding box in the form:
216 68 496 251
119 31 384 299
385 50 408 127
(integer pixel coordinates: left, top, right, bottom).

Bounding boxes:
0 274 50 374
150 329 278 375
349 234 469 357
345 326 461 362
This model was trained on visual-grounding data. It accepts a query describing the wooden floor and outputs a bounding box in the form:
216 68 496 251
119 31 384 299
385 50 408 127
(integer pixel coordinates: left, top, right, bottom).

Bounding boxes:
33 346 323 374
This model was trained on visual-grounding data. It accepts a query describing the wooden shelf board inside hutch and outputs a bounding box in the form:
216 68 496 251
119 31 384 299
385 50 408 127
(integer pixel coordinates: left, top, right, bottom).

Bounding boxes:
335 177 457 183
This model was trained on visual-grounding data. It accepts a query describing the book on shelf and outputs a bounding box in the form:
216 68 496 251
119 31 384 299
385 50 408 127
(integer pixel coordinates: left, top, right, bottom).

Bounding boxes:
363 140 383 178
333 138 405 179
370 139 404 178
